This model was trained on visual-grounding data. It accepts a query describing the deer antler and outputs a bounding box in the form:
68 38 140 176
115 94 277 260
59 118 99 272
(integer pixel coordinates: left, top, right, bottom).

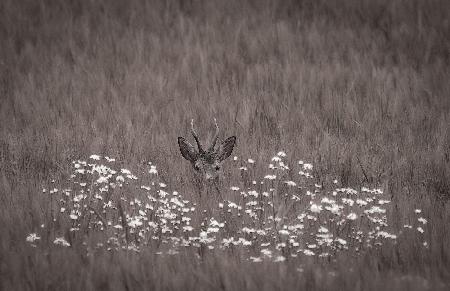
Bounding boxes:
191 119 204 153
209 118 220 152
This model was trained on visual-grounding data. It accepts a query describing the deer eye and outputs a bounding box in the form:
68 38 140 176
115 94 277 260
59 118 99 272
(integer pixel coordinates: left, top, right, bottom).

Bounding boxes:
194 164 200 171
214 165 220 170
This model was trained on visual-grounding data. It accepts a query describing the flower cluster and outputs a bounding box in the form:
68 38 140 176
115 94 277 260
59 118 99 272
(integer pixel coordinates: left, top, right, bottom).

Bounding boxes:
28 152 428 263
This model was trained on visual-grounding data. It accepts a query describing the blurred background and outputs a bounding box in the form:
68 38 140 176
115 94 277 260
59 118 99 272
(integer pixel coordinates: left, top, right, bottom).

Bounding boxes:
1 0 449 188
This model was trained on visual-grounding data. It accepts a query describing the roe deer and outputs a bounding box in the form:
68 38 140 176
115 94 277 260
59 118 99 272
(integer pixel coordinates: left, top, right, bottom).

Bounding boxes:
178 119 236 193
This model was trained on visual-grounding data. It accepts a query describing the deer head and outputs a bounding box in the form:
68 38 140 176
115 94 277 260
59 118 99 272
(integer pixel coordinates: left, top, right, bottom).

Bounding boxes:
178 119 236 181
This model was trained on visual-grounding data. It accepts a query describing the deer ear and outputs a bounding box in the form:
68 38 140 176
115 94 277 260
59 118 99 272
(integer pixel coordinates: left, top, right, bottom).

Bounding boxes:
178 137 198 163
216 136 236 162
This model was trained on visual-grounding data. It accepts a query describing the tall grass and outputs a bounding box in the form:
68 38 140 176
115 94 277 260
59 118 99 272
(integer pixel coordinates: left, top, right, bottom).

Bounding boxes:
1 0 449 290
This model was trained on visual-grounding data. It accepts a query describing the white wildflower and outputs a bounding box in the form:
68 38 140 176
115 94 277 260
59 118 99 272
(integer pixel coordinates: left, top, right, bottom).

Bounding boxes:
128 217 143 228
418 217 427 224
182 226 194 232
271 156 281 162
336 238 347 245
96 176 108 184
273 256 286 262
149 166 158 175
105 156 115 162
356 199 368 206
284 181 297 187
318 226 329 233
242 227 256 234
26 233 41 243
364 206 386 214
321 197 335 204
347 213 358 220
341 198 354 206
278 229 290 236
376 231 397 239
303 163 313 170
54 237 70 247
261 249 272 257
250 257 263 262
310 204 322 213
90 154 101 160
325 204 341 215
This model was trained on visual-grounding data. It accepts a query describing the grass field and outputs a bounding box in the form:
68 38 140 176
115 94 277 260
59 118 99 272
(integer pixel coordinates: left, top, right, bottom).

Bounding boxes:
1 0 449 290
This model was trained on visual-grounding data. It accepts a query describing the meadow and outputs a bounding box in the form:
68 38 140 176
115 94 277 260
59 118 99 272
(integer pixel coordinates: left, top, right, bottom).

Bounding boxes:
0 0 449 290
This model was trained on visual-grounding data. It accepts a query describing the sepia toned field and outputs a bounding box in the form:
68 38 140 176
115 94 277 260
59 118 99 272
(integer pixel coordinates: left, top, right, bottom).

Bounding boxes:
1 0 449 290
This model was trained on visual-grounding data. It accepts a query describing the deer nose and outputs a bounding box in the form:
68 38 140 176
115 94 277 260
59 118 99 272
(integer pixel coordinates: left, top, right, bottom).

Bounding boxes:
205 173 213 180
